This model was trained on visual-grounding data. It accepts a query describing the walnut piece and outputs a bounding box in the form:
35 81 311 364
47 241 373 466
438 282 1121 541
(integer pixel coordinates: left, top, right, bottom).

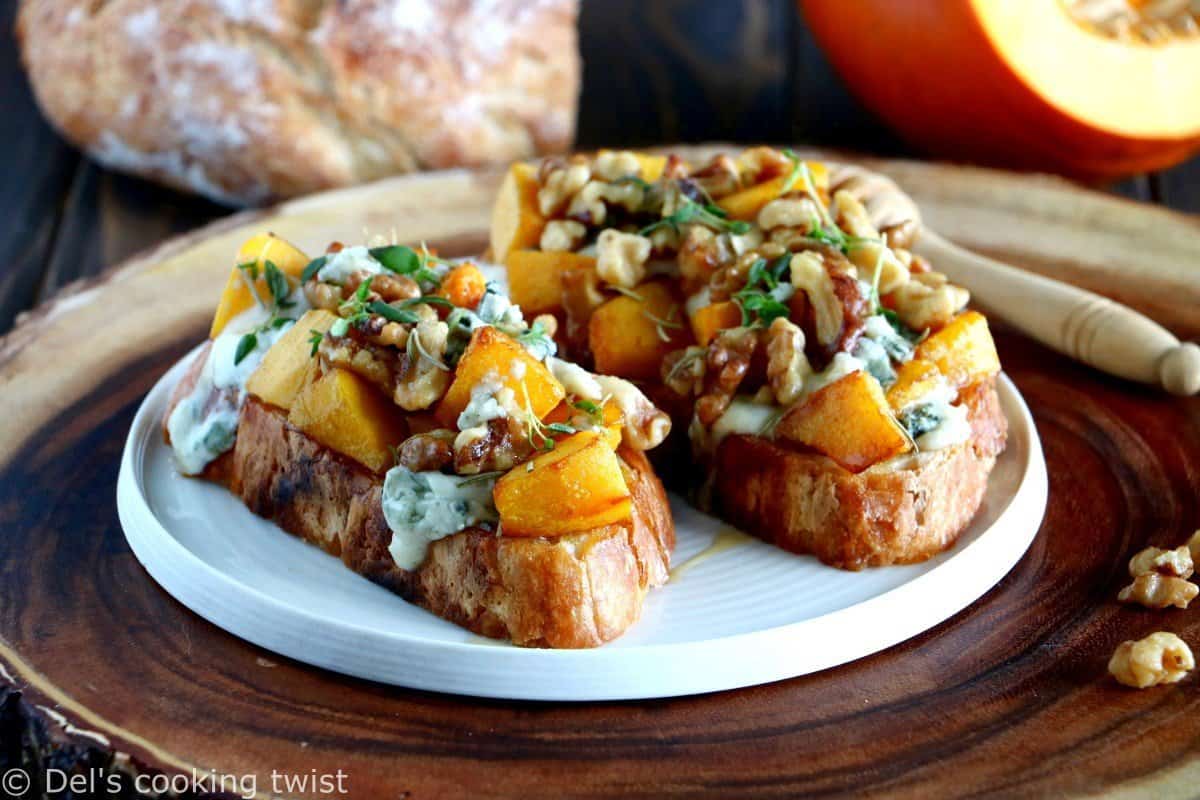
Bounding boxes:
765 317 812 406
1129 545 1195 579
1118 573 1199 609
396 432 454 472
393 319 451 411
540 220 587 253
889 271 969 331
757 197 819 232
790 251 843 348
1109 632 1194 689
592 150 642 182
595 229 652 289
537 163 591 217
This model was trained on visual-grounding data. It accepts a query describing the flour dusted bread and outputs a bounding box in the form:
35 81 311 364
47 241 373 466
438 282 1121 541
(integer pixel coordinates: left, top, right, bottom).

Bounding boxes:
17 0 579 204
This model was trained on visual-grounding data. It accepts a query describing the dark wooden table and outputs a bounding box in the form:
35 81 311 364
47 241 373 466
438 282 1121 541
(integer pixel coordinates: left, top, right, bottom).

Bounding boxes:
2 0 1196 337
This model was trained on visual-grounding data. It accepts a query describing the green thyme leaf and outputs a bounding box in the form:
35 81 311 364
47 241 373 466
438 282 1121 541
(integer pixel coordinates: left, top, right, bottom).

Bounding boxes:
369 245 422 275
456 470 505 488
572 399 601 416
396 295 455 310
236 260 260 281
308 329 324 356
368 301 420 325
300 255 327 283
545 422 576 435
234 332 258 365
264 260 291 307
330 317 350 338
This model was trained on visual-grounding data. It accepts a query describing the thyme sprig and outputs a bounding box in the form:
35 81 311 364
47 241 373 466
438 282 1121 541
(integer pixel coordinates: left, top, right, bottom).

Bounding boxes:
233 260 297 365
732 255 792 328
520 382 576 452
639 197 751 237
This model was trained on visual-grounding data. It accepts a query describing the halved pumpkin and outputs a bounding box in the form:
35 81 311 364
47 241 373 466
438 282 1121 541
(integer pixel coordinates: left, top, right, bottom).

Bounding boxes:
801 0 1200 178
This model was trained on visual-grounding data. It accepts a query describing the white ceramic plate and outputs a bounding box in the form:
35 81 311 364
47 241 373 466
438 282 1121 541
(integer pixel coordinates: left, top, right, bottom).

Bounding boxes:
118 348 1047 701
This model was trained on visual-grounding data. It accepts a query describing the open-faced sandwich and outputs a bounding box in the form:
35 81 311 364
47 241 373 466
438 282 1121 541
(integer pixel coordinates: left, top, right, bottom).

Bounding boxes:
164 234 674 648
492 146 1008 569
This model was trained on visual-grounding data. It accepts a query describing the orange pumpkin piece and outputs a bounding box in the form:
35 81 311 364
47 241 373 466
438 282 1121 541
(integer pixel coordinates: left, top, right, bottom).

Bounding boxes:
504 250 597 316
245 309 338 411
210 233 309 338
437 263 487 310
886 358 944 413
716 161 829 221
288 367 409 474
589 280 693 381
489 163 545 262
775 371 910 473
494 431 632 537
436 327 565 427
690 301 743 346
913 311 1001 390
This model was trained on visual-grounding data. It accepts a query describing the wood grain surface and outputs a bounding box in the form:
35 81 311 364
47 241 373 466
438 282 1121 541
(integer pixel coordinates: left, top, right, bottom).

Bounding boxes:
2 149 1200 798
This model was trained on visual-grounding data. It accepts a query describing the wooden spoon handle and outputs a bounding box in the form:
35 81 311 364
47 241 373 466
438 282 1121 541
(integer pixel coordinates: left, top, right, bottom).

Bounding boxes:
918 230 1200 396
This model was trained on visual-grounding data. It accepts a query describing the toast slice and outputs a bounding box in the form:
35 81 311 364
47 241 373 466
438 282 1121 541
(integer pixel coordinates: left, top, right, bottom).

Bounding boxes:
229 397 672 648
161 234 679 648
711 378 1006 569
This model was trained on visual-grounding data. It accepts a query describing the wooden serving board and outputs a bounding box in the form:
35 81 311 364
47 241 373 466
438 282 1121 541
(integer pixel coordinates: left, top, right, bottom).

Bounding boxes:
3 147 1200 799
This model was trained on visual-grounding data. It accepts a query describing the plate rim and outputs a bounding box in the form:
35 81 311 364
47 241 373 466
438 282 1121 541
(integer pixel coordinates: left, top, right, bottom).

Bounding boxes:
118 347 1047 701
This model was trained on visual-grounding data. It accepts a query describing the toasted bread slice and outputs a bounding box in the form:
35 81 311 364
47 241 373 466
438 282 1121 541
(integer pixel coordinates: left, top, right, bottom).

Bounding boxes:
218 398 673 648
710 378 1007 570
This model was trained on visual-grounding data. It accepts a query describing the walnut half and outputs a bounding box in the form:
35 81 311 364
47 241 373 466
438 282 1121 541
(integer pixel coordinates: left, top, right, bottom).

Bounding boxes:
1109 632 1194 689
1117 573 1199 609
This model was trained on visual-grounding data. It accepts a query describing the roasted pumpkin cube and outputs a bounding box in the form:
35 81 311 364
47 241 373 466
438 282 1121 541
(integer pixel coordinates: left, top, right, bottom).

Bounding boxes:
690 300 743 346
489 162 545 262
211 233 309 338
437 263 488 310
589 280 693 380
246 310 338 410
914 311 1001 389
288 367 409 474
886 358 944 412
494 431 632 537
775 370 910 472
436 326 565 427
716 161 829 221
505 250 597 316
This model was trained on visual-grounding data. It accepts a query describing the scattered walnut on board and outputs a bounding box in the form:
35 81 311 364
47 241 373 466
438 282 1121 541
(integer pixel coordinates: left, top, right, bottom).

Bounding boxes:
1117 573 1199 609
1128 545 1194 579
1109 632 1194 689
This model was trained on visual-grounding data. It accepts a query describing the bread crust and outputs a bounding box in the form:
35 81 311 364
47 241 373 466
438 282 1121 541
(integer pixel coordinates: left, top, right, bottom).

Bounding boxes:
227 398 672 648
18 0 580 204
711 378 1008 570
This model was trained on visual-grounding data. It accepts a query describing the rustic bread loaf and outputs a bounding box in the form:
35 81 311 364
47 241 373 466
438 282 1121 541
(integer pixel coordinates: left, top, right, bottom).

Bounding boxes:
17 0 580 205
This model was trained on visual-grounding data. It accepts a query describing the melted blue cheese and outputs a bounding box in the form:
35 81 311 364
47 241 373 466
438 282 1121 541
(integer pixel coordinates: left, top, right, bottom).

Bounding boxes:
315 246 383 284
710 398 778 444
896 381 970 451
167 305 294 475
382 468 499 570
